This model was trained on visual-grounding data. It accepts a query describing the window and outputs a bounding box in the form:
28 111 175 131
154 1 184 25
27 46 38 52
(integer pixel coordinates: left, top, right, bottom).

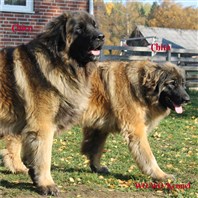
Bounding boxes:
0 0 34 13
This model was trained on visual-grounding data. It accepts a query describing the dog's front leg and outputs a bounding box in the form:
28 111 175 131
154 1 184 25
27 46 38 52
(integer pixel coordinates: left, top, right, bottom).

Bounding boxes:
21 125 58 196
122 125 175 181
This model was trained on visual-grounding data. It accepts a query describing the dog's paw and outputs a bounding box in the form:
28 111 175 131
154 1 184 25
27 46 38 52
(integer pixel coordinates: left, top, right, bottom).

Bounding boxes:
28 168 58 196
90 165 110 174
0 149 28 174
164 174 175 181
97 166 110 174
38 185 59 196
152 173 175 182
13 166 28 174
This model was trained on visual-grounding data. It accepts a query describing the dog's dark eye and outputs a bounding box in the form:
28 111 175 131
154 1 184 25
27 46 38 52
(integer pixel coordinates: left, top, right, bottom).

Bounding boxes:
171 80 178 86
93 21 97 28
181 80 186 88
75 27 82 34
166 80 177 89
75 23 85 34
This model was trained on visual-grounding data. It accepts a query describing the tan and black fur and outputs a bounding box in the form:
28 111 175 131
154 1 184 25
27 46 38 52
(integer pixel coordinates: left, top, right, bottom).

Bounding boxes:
0 11 104 195
1 61 190 186
81 61 190 180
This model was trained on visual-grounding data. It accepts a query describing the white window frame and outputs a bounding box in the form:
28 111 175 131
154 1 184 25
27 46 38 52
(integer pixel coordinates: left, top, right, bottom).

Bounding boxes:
0 0 34 13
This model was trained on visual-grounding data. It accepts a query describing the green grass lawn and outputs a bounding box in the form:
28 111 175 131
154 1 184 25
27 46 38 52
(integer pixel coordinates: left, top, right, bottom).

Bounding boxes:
0 91 197 198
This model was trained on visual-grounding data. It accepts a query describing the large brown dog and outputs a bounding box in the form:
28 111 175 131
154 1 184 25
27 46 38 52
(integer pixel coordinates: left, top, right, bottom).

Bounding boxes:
0 11 104 195
1 61 190 185
81 61 190 181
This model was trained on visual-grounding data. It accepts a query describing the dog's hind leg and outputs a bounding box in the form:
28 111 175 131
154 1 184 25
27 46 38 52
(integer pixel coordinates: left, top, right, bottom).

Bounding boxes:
122 125 175 181
21 124 58 196
0 135 28 173
81 127 109 174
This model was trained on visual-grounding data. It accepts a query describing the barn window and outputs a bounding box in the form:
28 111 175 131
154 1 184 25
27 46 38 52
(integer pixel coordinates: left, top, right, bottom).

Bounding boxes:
0 0 34 13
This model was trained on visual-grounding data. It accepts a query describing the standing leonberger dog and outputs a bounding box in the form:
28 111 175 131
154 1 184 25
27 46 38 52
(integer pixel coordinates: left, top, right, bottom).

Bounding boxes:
1 61 190 187
0 11 104 195
81 61 190 181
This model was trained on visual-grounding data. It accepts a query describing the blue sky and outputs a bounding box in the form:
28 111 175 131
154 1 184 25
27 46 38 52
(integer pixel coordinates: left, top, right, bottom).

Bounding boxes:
104 0 198 8
173 0 198 7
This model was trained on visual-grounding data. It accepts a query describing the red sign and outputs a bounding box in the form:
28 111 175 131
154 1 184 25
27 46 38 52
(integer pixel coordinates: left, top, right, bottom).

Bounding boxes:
12 24 33 33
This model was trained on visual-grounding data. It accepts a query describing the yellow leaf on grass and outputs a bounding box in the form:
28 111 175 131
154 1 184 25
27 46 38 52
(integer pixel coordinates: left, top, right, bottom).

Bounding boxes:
69 177 75 183
182 147 187 151
77 178 81 182
188 150 193 155
109 185 115 189
83 159 89 164
118 179 132 188
166 164 173 169
60 141 66 145
128 165 135 173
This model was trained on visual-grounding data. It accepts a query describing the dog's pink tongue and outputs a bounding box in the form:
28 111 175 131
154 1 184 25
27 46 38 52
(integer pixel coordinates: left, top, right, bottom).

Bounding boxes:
90 50 100 56
174 105 183 114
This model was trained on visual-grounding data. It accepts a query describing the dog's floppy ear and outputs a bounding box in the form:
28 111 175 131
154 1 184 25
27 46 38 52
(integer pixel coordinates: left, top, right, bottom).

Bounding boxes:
37 12 70 54
142 63 167 104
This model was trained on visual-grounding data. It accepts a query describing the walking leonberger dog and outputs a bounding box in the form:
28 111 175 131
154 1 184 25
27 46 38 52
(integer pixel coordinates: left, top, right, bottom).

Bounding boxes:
1 61 190 188
81 61 190 181
0 11 104 195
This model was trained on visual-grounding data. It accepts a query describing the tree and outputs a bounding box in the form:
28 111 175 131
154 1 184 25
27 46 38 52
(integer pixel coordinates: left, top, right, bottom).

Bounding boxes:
147 0 198 29
147 2 159 21
94 0 198 46
94 0 147 45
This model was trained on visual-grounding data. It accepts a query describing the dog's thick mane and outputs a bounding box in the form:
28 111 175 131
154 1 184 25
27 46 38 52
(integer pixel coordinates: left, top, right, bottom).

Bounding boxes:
126 61 169 106
36 13 68 54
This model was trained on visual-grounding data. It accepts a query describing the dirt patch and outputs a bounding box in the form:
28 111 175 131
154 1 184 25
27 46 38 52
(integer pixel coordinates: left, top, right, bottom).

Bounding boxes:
61 185 164 198
0 184 164 198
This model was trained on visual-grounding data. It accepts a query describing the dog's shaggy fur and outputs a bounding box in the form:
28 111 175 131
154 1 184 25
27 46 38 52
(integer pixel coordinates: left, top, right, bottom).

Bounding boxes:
1 61 190 187
81 61 190 180
0 11 104 195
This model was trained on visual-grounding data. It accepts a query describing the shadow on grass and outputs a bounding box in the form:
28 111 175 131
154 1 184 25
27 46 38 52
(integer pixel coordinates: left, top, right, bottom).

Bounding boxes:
55 166 139 181
109 172 138 181
0 170 12 175
0 180 36 193
52 165 91 173
0 170 22 175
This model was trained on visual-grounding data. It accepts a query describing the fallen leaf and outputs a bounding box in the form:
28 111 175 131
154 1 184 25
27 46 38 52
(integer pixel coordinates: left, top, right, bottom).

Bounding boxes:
166 164 173 169
69 177 75 183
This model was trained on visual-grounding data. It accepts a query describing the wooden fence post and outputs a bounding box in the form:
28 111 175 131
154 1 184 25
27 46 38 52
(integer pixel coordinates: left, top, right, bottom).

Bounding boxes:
100 48 104 61
167 44 172 62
